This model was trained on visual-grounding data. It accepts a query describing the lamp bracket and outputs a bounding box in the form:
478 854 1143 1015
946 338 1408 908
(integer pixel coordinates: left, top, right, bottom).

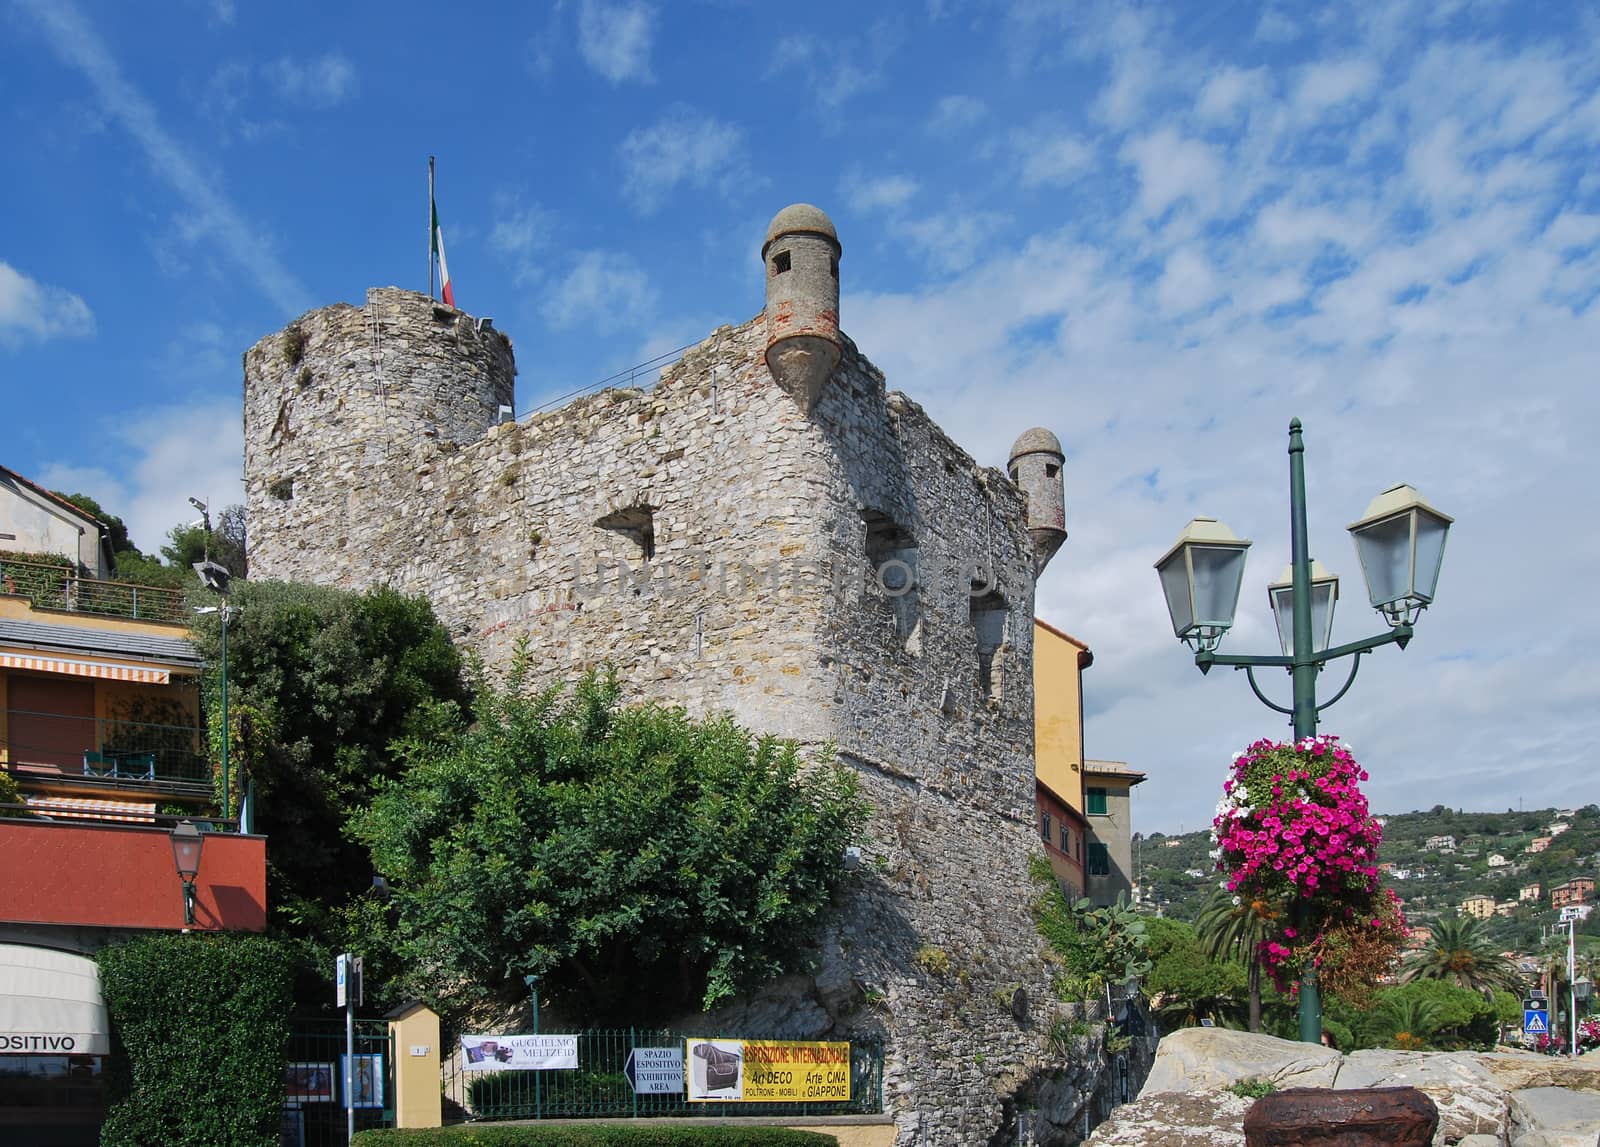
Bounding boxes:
1240 666 1295 715
1313 652 1366 714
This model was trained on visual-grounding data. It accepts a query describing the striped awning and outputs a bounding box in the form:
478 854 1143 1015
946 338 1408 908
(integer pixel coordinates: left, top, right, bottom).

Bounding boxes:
0 652 169 685
24 796 157 823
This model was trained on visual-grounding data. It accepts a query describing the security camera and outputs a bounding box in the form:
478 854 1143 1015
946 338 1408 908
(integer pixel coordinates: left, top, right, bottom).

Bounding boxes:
188 496 209 512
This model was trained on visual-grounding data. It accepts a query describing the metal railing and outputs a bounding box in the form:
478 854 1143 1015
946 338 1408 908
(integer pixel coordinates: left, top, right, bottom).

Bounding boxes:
0 557 189 624
286 1019 395 1146
3 708 209 788
443 1028 884 1122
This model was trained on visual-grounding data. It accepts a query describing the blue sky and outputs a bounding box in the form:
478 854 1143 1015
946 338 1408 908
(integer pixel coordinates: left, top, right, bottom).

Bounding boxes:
3 0 1598 832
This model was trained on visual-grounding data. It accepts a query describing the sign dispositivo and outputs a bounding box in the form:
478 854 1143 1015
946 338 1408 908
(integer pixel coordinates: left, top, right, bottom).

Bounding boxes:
685 1038 850 1103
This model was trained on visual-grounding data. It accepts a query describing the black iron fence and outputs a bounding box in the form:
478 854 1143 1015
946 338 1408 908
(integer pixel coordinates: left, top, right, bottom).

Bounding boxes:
443 1029 884 1123
284 1019 394 1147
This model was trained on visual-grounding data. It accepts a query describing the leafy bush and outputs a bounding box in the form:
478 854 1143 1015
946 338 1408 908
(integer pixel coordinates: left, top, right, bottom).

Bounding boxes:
351 664 869 1021
1031 856 1150 999
1229 1079 1278 1099
97 933 292 1147
352 1128 835 1146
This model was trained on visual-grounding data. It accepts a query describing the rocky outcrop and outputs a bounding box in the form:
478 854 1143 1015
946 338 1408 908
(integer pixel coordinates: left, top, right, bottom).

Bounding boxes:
1138 1028 1341 1097
1089 1030 1600 1147
1334 1050 1509 1143
1506 1086 1600 1147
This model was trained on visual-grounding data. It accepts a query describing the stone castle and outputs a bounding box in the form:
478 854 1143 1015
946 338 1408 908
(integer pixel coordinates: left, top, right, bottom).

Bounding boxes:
242 205 1106 1143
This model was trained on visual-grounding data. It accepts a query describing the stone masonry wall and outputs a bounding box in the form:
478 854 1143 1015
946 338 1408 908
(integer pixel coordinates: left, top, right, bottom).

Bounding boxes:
244 288 1075 1144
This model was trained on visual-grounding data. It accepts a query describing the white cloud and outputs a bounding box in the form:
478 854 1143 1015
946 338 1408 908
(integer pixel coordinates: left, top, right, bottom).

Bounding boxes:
264 53 357 106
1293 58 1380 115
1120 129 1223 221
16 0 309 314
842 173 919 213
1155 247 1221 315
1018 131 1094 188
927 94 986 134
0 261 95 346
894 210 1011 274
577 0 656 84
490 197 556 287
1254 7 1299 42
1195 66 1270 123
618 108 745 214
543 251 658 331
37 401 242 556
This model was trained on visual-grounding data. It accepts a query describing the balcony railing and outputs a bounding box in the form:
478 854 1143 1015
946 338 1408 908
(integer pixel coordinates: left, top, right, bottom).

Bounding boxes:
0 557 189 624
4 708 210 788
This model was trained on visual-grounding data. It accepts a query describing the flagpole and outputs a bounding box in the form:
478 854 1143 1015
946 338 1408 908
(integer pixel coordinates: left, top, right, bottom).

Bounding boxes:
428 156 436 301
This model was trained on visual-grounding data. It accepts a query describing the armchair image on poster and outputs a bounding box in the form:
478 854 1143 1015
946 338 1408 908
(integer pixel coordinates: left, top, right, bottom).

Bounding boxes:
687 1039 743 1099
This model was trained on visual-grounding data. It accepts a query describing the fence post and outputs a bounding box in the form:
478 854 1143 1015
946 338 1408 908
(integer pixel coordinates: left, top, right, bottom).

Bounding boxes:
385 1001 442 1128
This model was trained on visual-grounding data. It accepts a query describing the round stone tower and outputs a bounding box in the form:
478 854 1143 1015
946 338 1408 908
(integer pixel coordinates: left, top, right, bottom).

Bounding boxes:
242 286 516 581
761 203 842 413
1008 427 1067 574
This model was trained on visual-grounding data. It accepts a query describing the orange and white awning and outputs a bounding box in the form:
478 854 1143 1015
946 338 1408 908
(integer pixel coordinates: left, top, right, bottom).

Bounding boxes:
24 796 157 823
0 653 169 685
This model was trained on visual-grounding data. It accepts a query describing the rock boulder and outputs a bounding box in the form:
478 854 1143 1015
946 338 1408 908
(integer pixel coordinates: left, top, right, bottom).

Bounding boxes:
1139 1028 1342 1098
1333 1049 1509 1143
1507 1086 1600 1147
1085 1088 1256 1146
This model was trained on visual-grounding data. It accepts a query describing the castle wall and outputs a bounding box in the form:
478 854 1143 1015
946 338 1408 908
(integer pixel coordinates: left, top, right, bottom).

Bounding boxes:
243 290 1073 1145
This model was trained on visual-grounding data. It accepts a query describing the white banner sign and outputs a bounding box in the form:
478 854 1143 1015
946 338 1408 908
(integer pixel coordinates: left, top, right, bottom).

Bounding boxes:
460 1034 578 1072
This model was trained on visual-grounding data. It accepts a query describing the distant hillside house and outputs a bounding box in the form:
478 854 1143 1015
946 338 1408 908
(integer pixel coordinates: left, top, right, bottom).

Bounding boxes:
1488 853 1509 868
1461 893 1496 920
1520 883 1543 902
1549 822 1570 836
1527 837 1553 854
1495 901 1518 917
1084 760 1146 905
1560 903 1595 922
1552 877 1595 909
1424 834 1457 851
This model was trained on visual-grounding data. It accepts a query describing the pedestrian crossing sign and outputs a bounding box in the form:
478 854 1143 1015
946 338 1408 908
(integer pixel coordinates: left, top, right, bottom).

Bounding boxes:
1524 1009 1549 1035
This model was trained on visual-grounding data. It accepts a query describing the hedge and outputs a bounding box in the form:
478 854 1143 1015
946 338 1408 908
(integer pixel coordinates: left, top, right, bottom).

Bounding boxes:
351 1126 838 1146
97 932 293 1147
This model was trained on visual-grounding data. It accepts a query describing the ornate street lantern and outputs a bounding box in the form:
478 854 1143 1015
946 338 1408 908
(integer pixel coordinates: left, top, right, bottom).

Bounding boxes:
1268 560 1340 658
1347 484 1453 627
1155 517 1252 652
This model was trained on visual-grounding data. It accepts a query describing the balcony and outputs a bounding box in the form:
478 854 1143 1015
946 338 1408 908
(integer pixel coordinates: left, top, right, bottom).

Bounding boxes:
0 558 188 625
0 816 264 932
4 708 210 799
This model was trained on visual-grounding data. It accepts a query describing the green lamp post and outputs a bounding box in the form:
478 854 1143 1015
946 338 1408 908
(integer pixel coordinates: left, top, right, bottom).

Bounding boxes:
1155 418 1453 1042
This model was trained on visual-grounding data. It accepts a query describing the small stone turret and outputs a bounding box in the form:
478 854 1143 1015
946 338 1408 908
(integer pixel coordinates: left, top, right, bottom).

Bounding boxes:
761 203 841 412
1009 427 1067 574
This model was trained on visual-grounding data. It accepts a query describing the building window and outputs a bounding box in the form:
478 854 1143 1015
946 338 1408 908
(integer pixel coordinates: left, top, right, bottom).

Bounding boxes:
1088 842 1111 876
772 250 791 275
863 509 919 647
1087 787 1108 816
1041 810 1051 842
970 591 1007 701
1059 824 1070 853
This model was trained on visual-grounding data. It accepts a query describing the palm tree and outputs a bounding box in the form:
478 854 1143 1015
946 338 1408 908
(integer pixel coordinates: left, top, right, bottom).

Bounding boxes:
1401 914 1524 997
1197 892 1282 1032
1377 994 1445 1050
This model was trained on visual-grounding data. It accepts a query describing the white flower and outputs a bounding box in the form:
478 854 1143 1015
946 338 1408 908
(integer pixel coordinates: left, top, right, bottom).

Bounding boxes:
1231 895 1242 906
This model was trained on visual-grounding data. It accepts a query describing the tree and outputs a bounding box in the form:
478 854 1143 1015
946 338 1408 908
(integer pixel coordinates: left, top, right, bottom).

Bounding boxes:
1196 892 1279 1031
188 580 470 952
1144 916 1245 1027
1402 914 1524 997
350 666 869 1023
51 490 134 556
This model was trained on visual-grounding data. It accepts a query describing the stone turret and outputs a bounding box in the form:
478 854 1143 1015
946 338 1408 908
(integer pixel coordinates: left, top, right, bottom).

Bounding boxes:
1009 427 1067 574
761 203 841 413
242 287 516 580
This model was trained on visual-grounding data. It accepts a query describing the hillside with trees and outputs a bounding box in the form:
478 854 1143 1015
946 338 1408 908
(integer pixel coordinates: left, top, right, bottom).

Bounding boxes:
1139 804 1600 953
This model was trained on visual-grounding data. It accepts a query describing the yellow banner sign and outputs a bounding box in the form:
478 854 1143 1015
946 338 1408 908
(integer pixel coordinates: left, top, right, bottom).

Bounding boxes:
685 1038 850 1103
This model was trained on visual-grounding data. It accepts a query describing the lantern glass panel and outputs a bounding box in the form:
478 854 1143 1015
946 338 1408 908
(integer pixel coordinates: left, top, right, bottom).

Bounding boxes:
1158 554 1194 638
1353 512 1412 607
1413 509 1449 602
1190 545 1246 629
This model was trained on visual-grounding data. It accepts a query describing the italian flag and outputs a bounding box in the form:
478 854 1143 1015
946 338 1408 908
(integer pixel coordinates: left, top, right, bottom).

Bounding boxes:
431 196 454 307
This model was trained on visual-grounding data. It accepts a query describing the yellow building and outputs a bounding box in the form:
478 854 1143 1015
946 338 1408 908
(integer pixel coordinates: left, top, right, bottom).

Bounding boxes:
1033 620 1091 900
1460 893 1496 920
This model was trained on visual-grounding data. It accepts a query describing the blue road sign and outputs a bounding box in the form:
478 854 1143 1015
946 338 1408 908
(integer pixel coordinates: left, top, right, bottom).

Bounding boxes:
1524 1009 1550 1035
